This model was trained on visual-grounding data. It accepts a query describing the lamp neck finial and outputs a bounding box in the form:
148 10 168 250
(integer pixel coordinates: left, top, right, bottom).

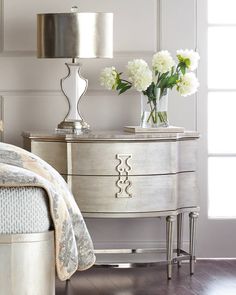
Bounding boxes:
71 6 79 13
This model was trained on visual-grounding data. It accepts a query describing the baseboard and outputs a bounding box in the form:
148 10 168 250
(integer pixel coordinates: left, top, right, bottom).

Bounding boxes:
197 257 236 260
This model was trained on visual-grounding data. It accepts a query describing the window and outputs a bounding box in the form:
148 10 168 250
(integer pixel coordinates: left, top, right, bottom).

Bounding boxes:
208 0 236 218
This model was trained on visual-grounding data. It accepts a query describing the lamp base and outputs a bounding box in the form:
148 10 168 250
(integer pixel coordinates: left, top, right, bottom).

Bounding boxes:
58 62 89 134
56 120 90 134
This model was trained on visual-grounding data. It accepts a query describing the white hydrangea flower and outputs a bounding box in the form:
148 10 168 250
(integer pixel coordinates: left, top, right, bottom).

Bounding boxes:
177 72 199 97
177 49 200 71
126 59 152 91
152 50 175 74
100 66 118 90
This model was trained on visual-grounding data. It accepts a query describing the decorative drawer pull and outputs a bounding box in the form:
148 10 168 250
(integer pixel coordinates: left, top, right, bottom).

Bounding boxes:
116 154 132 175
115 154 133 198
116 178 132 198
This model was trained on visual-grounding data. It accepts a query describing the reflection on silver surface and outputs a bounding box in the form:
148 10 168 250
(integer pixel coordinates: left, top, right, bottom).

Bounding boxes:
37 12 113 58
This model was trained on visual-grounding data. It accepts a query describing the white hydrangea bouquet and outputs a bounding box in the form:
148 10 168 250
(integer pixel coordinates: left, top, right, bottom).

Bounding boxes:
100 49 200 128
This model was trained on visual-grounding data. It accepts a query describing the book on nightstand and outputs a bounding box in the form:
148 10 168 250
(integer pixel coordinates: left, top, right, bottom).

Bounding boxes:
123 126 185 133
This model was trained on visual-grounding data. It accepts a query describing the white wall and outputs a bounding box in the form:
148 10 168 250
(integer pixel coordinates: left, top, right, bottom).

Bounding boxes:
0 0 198 256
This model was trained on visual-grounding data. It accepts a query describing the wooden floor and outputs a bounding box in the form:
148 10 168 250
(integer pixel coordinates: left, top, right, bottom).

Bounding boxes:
56 260 236 295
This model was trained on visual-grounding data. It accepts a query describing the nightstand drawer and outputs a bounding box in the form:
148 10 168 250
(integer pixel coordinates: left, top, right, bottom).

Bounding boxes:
68 140 197 176
29 141 67 174
69 172 198 213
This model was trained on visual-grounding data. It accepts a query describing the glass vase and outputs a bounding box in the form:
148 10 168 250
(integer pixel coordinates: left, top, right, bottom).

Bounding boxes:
140 88 169 128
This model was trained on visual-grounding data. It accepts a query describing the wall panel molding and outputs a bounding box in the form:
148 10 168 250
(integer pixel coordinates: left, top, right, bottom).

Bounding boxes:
0 0 3 52
159 0 197 130
0 96 3 141
0 0 200 257
0 0 161 93
0 0 161 56
0 50 157 58
2 0 159 53
0 89 136 97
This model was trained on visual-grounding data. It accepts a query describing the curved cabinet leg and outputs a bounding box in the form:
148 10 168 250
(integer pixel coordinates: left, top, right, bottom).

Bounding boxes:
166 215 176 279
177 213 183 268
189 212 199 275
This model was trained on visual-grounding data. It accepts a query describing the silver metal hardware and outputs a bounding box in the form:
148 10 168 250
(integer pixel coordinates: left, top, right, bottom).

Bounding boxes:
189 211 199 275
166 215 176 279
93 248 192 269
56 62 89 133
177 213 183 267
115 154 132 198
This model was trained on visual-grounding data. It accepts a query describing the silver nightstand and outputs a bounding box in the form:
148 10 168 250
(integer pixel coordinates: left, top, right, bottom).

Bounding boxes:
23 130 200 279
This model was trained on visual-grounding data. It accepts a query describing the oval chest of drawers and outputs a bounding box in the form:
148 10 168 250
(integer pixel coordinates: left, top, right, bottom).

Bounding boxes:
23 130 200 278
23 131 199 218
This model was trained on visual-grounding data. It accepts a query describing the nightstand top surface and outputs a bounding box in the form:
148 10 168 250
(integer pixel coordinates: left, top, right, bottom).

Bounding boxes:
22 130 199 142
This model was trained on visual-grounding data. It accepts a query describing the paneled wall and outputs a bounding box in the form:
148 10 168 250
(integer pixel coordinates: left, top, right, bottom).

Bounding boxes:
0 0 197 253
0 0 160 146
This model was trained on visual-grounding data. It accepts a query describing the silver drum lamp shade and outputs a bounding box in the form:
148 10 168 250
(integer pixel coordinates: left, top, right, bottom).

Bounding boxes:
37 10 113 133
37 12 113 58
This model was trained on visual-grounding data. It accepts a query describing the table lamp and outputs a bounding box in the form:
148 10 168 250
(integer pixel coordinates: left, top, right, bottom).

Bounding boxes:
37 7 113 133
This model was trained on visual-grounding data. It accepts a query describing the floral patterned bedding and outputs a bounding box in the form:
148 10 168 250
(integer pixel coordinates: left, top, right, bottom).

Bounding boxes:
0 142 96 281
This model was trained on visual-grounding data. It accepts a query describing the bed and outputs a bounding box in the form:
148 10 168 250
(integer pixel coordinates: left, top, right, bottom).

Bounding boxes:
0 142 96 295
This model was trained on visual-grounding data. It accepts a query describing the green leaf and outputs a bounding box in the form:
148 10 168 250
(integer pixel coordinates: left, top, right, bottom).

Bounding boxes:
177 55 185 63
159 72 169 80
177 55 190 67
146 83 155 98
142 90 147 96
118 85 132 95
180 63 186 75
158 77 168 89
153 85 157 98
116 83 123 90
116 81 129 91
166 74 179 88
185 58 190 68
